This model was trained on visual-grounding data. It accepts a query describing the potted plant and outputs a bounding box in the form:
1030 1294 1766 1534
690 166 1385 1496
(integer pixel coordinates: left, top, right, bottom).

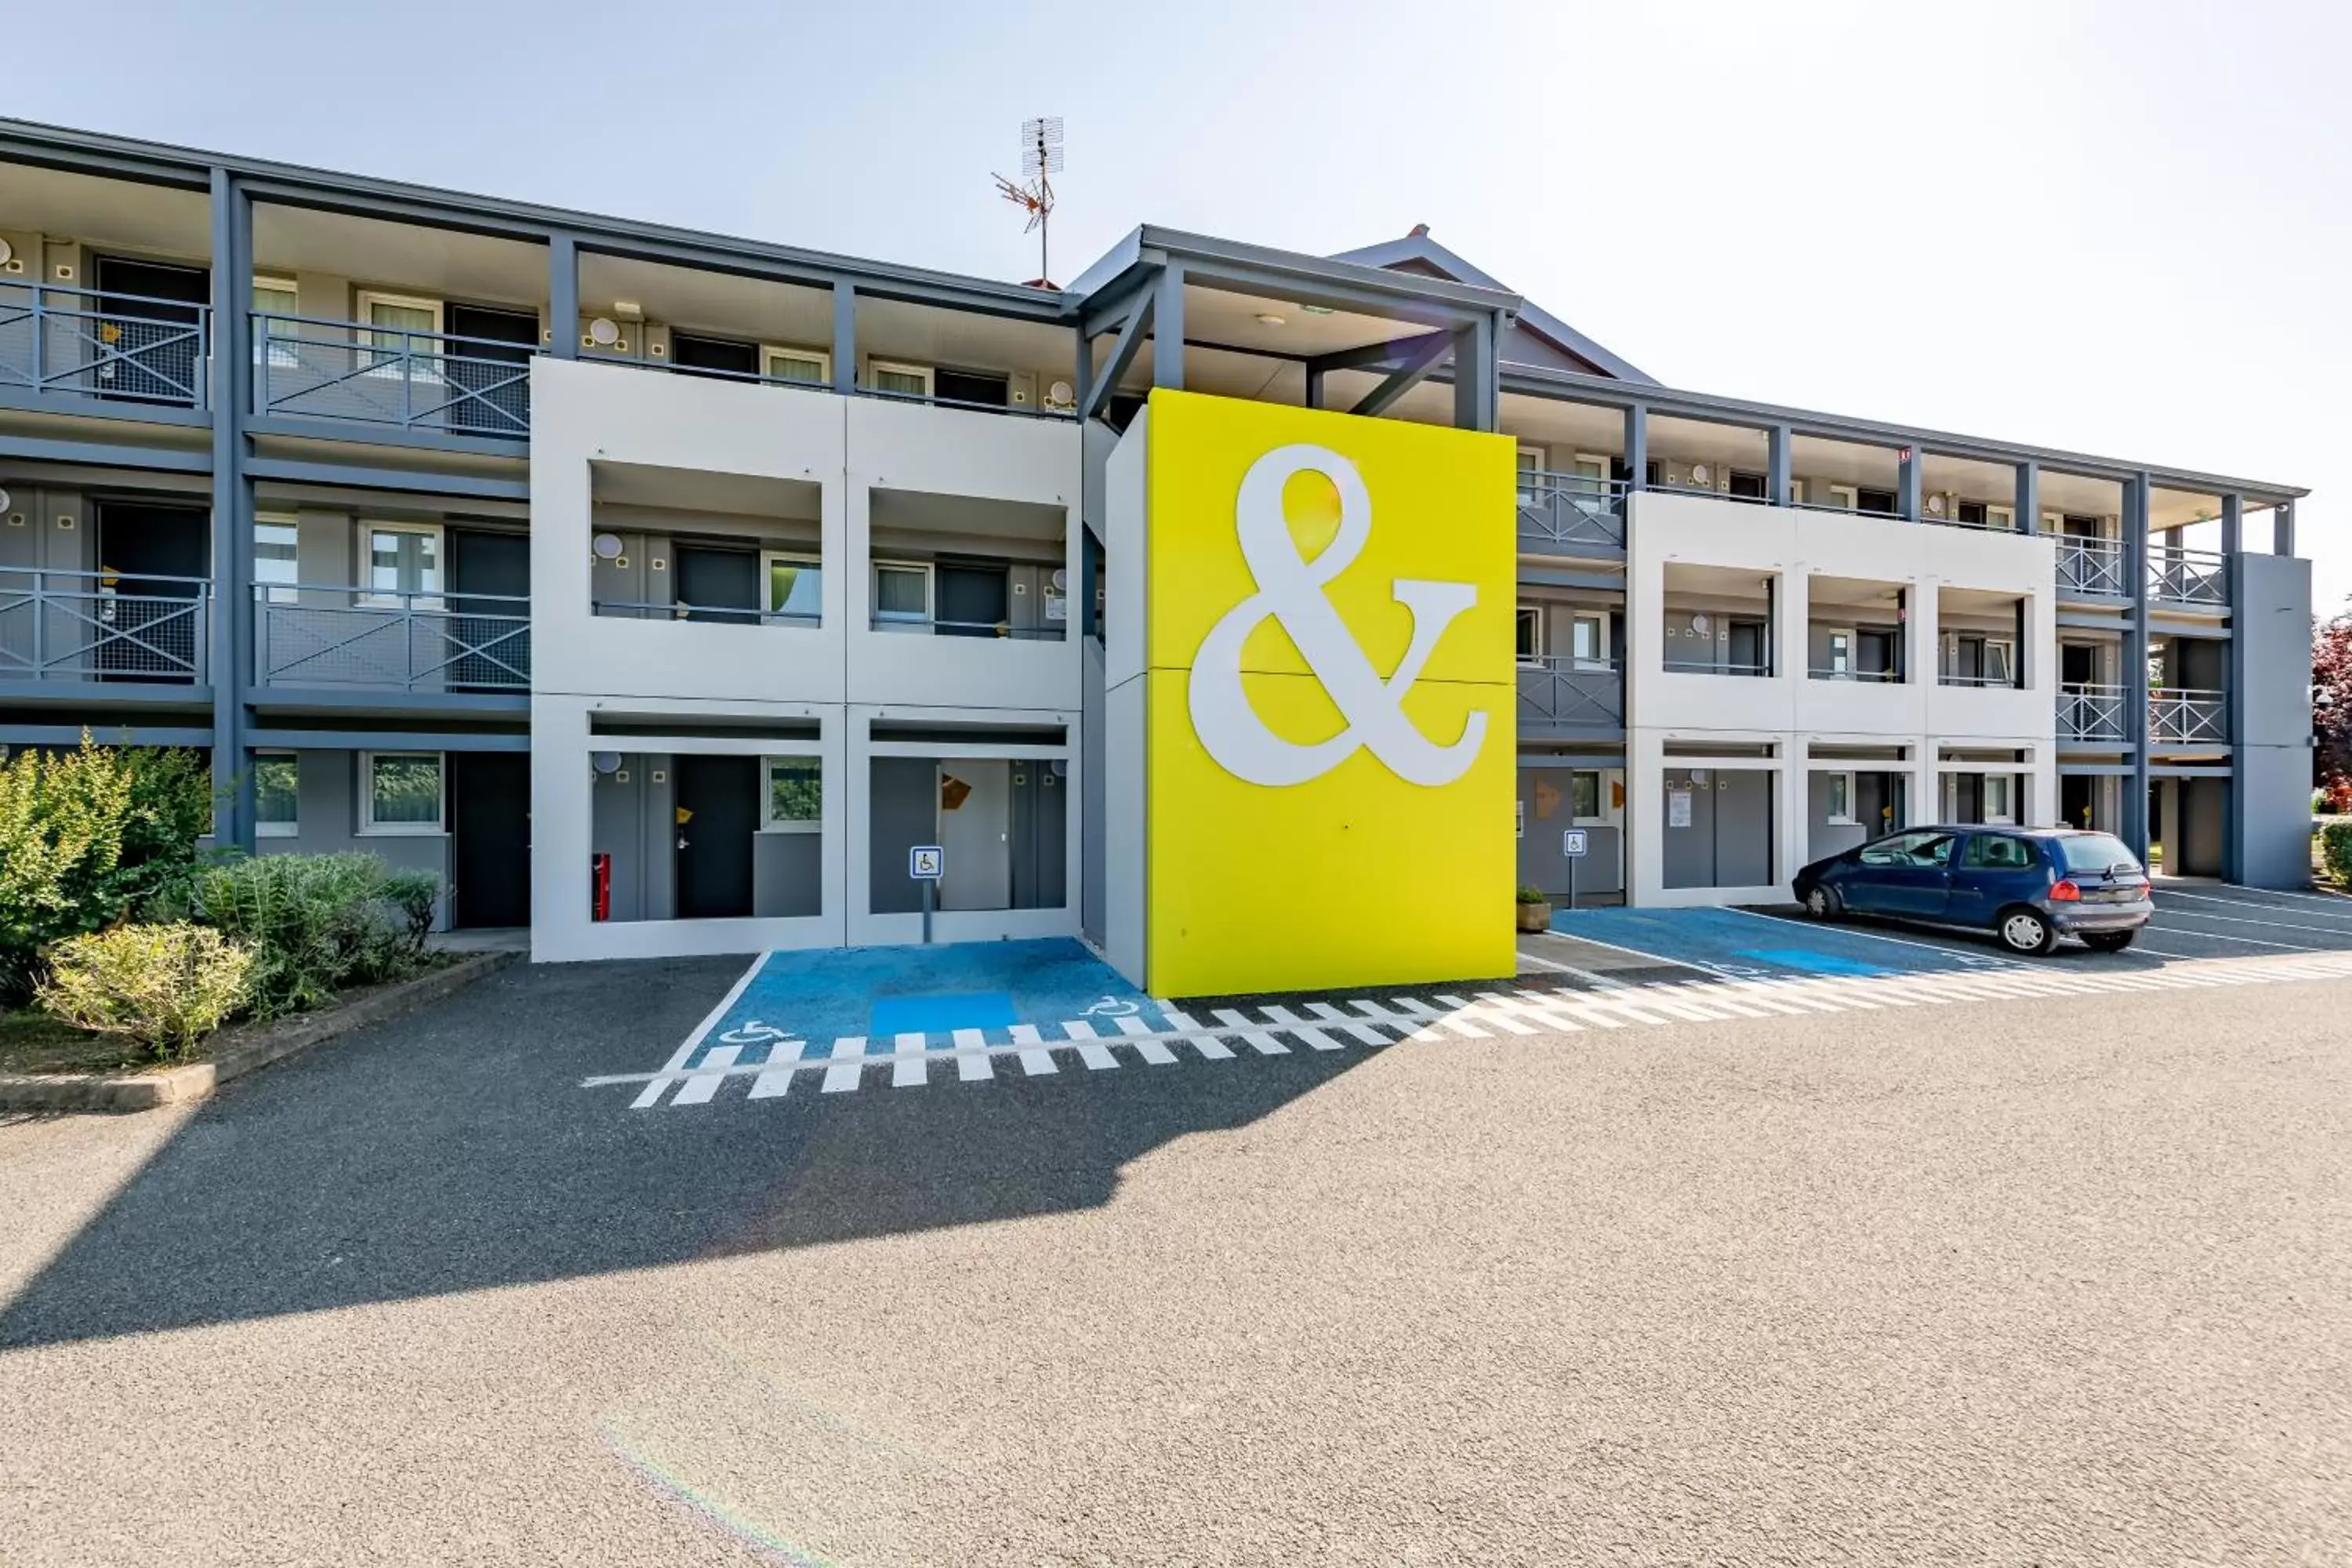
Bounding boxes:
1515 884 1552 932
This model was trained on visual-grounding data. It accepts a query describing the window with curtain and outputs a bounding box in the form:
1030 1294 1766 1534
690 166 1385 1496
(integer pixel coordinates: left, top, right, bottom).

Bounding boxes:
767 556 821 621
252 280 299 368
364 297 440 378
256 516 299 604
873 564 929 623
365 526 440 604
766 350 827 385
871 363 931 398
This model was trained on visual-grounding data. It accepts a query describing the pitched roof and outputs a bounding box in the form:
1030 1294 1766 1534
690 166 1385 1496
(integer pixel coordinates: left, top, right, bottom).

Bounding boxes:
1329 228 1656 386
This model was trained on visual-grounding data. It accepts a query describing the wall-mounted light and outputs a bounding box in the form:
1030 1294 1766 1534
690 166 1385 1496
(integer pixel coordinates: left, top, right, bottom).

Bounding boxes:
592 532 624 561
591 751 622 776
1254 312 1286 328
586 317 622 347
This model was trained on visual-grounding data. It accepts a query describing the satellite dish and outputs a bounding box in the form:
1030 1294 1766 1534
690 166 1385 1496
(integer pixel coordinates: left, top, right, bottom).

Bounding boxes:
592 532 624 561
587 317 621 347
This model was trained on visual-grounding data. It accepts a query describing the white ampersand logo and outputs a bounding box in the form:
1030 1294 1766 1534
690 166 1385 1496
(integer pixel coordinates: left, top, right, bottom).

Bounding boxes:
1188 443 1487 787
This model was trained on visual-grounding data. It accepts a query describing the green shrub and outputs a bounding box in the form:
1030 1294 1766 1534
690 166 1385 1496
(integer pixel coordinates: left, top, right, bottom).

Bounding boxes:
192 852 440 1018
2322 821 2352 885
0 737 215 1002
1515 884 1548 905
36 924 254 1059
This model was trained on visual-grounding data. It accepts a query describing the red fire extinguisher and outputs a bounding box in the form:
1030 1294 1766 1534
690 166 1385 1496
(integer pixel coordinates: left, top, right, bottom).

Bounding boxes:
591 852 612 921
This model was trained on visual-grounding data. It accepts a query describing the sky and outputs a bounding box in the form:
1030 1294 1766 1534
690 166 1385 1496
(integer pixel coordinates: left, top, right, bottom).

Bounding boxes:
9 0 2346 606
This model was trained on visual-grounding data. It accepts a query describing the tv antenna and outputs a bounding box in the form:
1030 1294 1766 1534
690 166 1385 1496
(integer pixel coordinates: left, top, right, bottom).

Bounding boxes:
993 116 1064 285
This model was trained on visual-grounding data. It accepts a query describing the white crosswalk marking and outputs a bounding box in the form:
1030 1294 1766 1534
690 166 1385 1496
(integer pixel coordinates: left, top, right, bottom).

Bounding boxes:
954 1027 993 1082
1008 1023 1058 1075
1061 1018 1120 1070
822 1036 866 1093
603 946 2352 1109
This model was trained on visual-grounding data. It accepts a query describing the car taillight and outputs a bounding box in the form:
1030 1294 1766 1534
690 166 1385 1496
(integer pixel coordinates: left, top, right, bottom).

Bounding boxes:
2135 881 2151 899
2049 879 2082 901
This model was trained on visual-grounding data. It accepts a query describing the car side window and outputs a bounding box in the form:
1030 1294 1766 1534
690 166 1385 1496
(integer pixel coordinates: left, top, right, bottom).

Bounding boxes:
1858 833 1921 867
1962 834 2034 870
1907 833 1958 869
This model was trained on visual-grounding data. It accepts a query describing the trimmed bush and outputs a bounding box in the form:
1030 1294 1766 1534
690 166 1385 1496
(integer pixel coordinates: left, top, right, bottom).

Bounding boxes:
2322 821 2352 885
37 924 255 1058
1515 884 1548 905
192 852 441 1018
0 737 215 1002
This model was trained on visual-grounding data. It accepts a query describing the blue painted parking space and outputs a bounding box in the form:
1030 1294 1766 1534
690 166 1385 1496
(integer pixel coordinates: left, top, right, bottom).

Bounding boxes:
684 938 1164 1069
1550 906 2016 978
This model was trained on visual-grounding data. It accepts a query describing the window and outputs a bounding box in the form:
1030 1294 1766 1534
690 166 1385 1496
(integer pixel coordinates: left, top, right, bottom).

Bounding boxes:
870 361 932 399
762 757 822 832
1860 829 1957 869
873 561 931 626
255 514 299 605
763 553 821 622
1515 604 1542 664
1984 638 2016 686
361 523 441 607
1983 775 2016 824
1569 770 1603 822
1727 470 1768 500
2057 833 2141 875
1985 505 2015 531
1568 453 1612 497
1570 612 1609 670
360 752 444 834
1825 771 1856 825
764 347 830 385
1962 833 2034 869
1828 484 1860 511
252 278 300 368
358 292 442 379
254 752 299 837
1823 629 1853 677
1956 500 1987 528
1516 446 1546 506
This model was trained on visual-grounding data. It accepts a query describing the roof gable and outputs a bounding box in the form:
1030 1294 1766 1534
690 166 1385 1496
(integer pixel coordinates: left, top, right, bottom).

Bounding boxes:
1330 230 1655 386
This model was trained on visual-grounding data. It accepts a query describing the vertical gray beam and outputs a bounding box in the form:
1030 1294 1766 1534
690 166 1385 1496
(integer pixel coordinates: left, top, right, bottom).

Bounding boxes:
1766 423 1791 506
2224 499 2248 880
547 234 578 360
1897 446 1922 521
2274 498 2296 557
1623 403 1647 492
832 282 856 397
2122 473 2151 859
1077 524 1100 641
2219 492 2242 556
1152 262 1185 390
1452 310 1498 432
2015 460 2039 534
208 167 255 851
1305 365 1324 411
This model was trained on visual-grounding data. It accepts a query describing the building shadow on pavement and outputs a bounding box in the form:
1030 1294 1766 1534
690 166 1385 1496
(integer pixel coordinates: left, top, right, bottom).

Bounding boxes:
0 955 1372 1349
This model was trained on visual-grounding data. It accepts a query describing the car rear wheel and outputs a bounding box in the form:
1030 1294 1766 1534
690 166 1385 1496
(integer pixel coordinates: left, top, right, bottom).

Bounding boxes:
1996 907 2058 956
2082 931 2136 953
1803 884 1843 920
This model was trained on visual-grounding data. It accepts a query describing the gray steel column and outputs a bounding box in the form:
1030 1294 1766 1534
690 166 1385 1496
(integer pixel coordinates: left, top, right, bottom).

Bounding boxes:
2224 493 2248 880
1152 263 1185 390
208 167 256 851
2014 460 2039 534
1623 403 1647 492
831 282 856 396
2275 499 2296 556
1766 423 1791 506
547 234 578 360
1452 310 1498 432
2122 473 2151 859
1897 446 1922 521
1305 365 1323 411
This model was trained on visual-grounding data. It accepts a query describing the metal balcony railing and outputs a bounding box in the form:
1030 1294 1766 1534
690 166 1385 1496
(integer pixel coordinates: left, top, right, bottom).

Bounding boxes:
2057 682 2128 742
869 613 1067 641
1516 473 1628 552
1517 657 1623 728
0 281 210 408
2149 546 2228 608
592 598 822 628
1807 666 1903 683
251 313 537 436
2149 687 2227 744
2057 535 2127 597
1661 657 1772 677
0 567 209 683
255 583 531 691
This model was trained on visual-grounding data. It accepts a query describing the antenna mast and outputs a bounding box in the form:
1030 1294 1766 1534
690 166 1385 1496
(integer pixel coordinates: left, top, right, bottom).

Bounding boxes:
993 116 1065 285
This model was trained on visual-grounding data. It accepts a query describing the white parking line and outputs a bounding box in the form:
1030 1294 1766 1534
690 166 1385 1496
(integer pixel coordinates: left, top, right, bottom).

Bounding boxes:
1719 906 2025 969
672 1044 739 1106
2142 923 2333 952
1060 1018 1120 1070
891 1031 928 1088
822 1036 866 1093
2158 883 2352 909
1008 1023 1058 1075
954 1027 993 1082
633 950 772 1109
2151 903 2352 937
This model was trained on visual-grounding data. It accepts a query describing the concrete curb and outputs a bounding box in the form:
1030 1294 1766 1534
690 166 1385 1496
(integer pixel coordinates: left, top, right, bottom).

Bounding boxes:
0 950 519 1115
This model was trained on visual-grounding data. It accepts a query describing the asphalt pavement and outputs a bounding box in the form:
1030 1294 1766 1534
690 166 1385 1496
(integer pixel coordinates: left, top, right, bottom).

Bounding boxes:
2 937 2348 1566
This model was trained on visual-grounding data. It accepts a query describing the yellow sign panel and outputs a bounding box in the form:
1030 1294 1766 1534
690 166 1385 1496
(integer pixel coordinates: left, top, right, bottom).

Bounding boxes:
1142 389 1517 996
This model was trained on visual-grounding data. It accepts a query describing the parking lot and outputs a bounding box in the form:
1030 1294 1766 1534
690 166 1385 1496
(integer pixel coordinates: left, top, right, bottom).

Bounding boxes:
1545 880 2352 979
4 895 2350 1565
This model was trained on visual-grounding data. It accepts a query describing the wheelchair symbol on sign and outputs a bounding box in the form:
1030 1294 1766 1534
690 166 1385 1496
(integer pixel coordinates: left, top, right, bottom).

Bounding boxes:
717 1019 804 1049
1083 996 1140 1018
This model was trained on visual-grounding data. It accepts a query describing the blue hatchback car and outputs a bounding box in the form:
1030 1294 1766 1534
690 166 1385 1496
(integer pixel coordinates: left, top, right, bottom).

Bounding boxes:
1792 826 2153 955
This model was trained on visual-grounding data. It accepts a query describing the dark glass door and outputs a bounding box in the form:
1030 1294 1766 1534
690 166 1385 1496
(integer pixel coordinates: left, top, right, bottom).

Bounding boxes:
674 754 757 919
443 303 537 435
93 256 207 405
449 752 531 927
